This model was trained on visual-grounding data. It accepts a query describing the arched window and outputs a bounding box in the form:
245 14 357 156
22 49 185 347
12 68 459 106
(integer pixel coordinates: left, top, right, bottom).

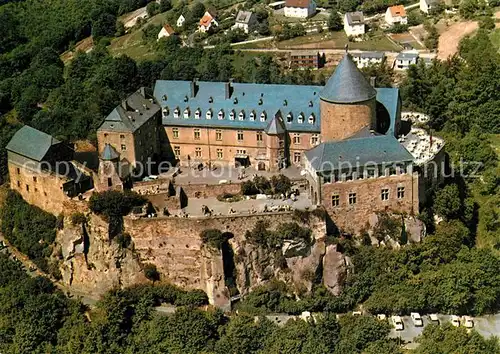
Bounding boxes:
206 109 212 119
229 110 235 120
183 108 190 119
195 108 201 119
173 107 180 118
286 112 293 123
218 109 224 120
297 113 304 124
238 110 245 121
260 111 266 122
308 113 315 124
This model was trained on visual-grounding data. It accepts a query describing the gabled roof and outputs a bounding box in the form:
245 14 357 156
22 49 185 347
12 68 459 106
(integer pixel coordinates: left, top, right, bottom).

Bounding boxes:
265 114 286 135
6 125 61 162
345 11 364 26
235 10 254 24
304 135 413 173
101 144 120 161
320 53 377 104
352 51 385 59
285 0 312 8
200 11 216 26
388 5 406 17
397 51 418 60
162 24 175 35
98 88 160 133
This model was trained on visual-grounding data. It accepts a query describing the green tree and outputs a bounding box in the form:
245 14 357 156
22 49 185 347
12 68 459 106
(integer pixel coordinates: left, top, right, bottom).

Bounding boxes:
328 9 342 31
92 13 118 39
433 184 462 220
144 264 160 282
160 0 173 12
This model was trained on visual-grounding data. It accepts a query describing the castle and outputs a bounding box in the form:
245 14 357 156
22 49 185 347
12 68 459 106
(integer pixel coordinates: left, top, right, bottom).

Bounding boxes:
6 53 444 233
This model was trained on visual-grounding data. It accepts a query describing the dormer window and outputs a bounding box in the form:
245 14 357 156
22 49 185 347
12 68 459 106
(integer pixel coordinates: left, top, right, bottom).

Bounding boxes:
162 107 169 117
184 95 189 102
195 108 201 119
308 101 313 107
260 111 266 122
218 109 224 120
229 110 235 120
238 110 245 120
258 98 263 105
297 113 304 124
308 113 315 124
283 99 288 106
233 97 238 104
286 112 293 123
162 94 168 101
249 111 256 121
209 96 213 103
206 109 212 119
183 108 190 119
173 107 180 118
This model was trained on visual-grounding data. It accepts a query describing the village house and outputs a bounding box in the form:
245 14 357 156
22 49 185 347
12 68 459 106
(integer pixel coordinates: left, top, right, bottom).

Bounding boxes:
232 10 257 33
290 51 324 69
344 11 365 37
394 51 418 70
385 5 408 26
420 0 439 13
284 0 316 18
157 24 176 41
199 10 218 33
351 51 385 69
177 14 186 27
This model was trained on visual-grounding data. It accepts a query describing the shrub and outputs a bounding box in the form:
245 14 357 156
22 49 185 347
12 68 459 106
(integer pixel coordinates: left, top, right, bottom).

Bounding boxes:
200 229 231 249
70 212 86 225
144 263 160 282
270 174 292 195
116 232 132 249
89 190 146 218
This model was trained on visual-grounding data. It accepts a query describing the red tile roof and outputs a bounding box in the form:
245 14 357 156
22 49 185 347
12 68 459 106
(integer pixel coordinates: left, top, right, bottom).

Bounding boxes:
163 24 175 35
285 0 311 8
389 5 406 17
199 12 214 27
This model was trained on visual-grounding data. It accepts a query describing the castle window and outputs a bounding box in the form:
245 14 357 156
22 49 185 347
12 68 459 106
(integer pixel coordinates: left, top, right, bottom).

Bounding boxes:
209 96 213 103
172 128 179 139
26 184 29 192
297 114 304 124
33 176 37 183
121 144 126 151
206 109 212 119
174 146 180 157
120 134 125 139
294 152 301 163
195 147 202 158
195 109 201 119
107 178 113 187
216 130 222 141
237 131 244 141
381 188 389 201
173 108 180 118
218 110 224 120
17 181 20 187
16 168 20 174
293 133 301 145
229 110 235 120
308 100 313 107
397 186 405 199
260 111 266 122
286 112 293 123
217 149 223 159
162 107 169 117
331 194 340 207
249 111 256 121
194 129 200 140
311 134 319 145
349 193 357 205
256 131 263 142
238 110 245 120
183 108 190 119
308 114 315 124
104 133 108 138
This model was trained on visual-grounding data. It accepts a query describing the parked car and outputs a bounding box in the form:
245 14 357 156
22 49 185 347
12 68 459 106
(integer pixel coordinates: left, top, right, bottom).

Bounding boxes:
463 316 474 328
377 314 387 321
429 314 439 324
451 315 460 327
392 316 404 331
411 312 423 327
352 311 362 316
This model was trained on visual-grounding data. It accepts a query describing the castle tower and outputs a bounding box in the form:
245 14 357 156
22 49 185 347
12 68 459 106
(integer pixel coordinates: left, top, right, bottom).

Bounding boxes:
95 144 124 192
320 52 377 141
264 114 287 171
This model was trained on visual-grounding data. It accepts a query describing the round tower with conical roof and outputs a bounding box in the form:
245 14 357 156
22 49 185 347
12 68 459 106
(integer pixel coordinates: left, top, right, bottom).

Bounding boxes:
320 52 377 141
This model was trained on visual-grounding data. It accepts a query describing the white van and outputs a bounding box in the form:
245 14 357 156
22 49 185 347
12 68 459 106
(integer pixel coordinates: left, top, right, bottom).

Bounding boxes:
392 316 404 331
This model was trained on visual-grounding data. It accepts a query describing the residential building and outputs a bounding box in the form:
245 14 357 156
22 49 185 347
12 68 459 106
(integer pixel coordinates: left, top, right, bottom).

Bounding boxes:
284 0 316 18
268 0 286 10
199 10 218 32
233 10 257 33
385 5 408 25
158 24 176 40
420 0 439 13
394 51 418 70
344 12 365 37
97 87 161 176
177 14 186 27
6 126 92 214
290 51 324 69
351 51 385 68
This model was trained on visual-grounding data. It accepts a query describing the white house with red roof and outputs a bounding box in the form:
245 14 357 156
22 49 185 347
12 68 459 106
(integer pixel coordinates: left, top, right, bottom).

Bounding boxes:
385 5 408 25
284 0 316 18
198 10 218 32
157 24 176 40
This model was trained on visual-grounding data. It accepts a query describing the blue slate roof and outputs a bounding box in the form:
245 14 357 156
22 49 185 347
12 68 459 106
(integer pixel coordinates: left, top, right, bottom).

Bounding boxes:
154 81 322 132
101 144 120 160
304 135 413 173
376 87 400 134
6 125 61 162
320 53 377 104
265 115 286 135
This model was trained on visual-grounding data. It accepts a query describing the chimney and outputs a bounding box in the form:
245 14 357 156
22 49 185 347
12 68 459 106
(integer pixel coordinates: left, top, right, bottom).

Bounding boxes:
225 78 234 99
190 78 199 98
370 76 376 87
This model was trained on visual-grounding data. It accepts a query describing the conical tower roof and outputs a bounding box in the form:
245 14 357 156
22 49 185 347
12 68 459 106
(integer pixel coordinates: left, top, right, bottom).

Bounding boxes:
320 53 377 104
264 114 286 135
101 144 120 161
